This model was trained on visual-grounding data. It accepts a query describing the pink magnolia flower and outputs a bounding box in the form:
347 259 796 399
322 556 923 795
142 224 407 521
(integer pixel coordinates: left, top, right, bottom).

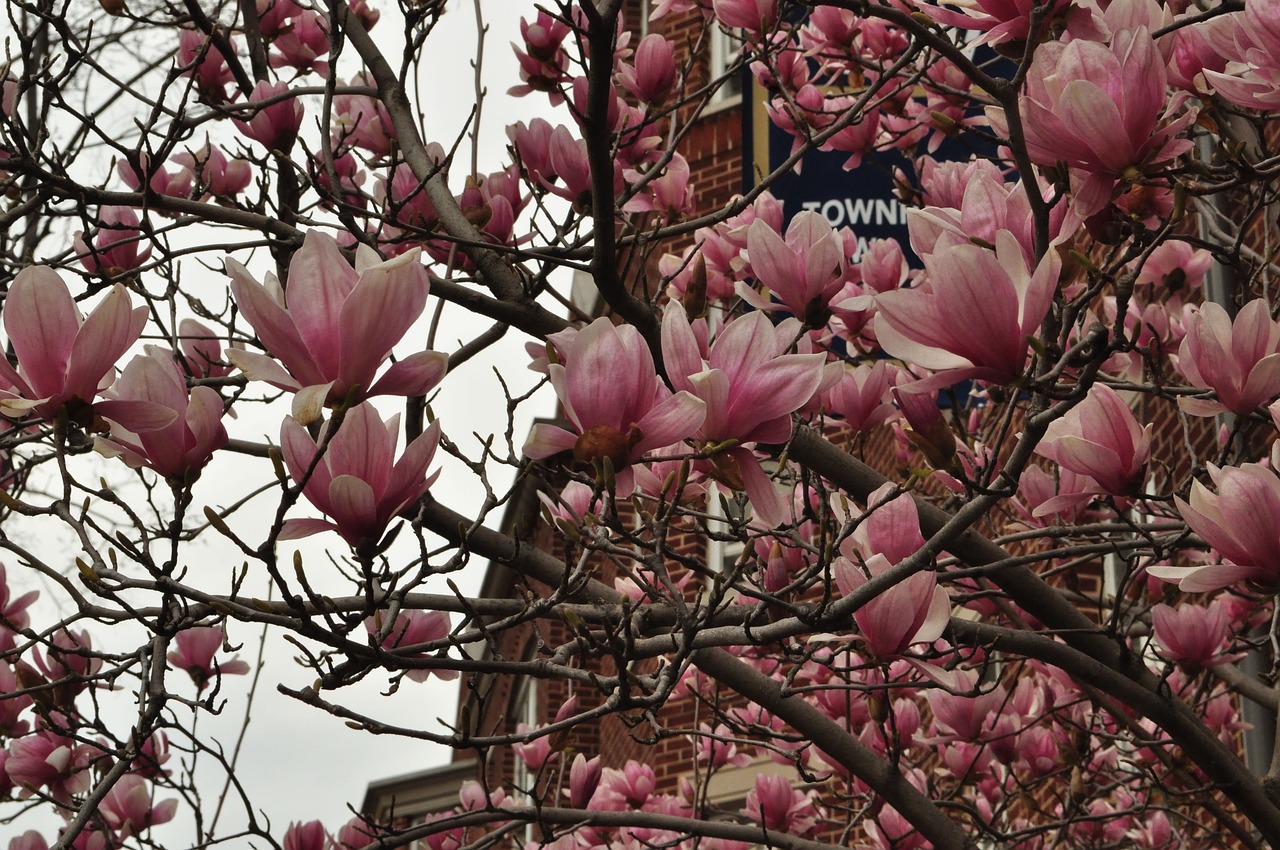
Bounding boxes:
713 0 778 39
0 563 38 652
821 361 898 433
695 723 752 769
280 401 441 549
117 154 194 199
990 27 1197 217
95 349 229 480
875 230 1060 389
742 773 823 836
167 626 250 691
132 732 171 780
1149 463 1280 592
226 230 446 423
741 211 845 326
365 609 455 682
72 206 152 278
0 663 30 739
8 832 48 850
1151 601 1237 671
512 724 552 773
1177 300 1280 416
176 28 236 103
595 762 658 809
662 304 827 524
335 817 379 850
176 318 235 379
1034 384 1151 498
174 143 253 201
1134 240 1214 297
100 774 178 839
623 155 694 219
619 34 677 105
283 820 333 850
333 74 397 157
1202 1 1280 110
233 81 304 151
926 0 1080 45
927 670 1007 742
908 172 1079 269
0 267 173 431
5 730 95 803
509 10 572 100
524 318 705 495
268 8 329 75
569 753 603 808
834 484 950 660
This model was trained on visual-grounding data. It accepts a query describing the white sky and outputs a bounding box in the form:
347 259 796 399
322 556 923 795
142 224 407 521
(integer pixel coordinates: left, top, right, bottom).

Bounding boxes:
0 0 563 843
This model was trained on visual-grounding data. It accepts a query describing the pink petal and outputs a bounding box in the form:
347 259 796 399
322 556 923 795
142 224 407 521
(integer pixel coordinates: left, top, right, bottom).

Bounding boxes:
284 231 360 377
4 267 79 399
225 349 303 392
279 517 339 540
227 260 326 387
328 474 379 543
326 402 395 498
368 350 449 398
335 257 430 395
632 390 705 455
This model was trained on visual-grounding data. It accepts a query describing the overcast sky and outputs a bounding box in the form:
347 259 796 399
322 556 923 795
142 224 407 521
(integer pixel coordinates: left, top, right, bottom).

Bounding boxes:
0 0 562 843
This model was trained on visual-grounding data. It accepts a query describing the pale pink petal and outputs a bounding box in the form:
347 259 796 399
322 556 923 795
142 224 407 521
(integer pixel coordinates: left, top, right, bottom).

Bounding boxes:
523 423 579 459
631 390 705 455
326 402 394 497
383 419 441 519
4 267 79 399
227 260 326 386
328 474 380 543
225 349 304 392
94 399 180 433
368 350 449 398
336 258 430 394
279 517 340 540
284 231 360 377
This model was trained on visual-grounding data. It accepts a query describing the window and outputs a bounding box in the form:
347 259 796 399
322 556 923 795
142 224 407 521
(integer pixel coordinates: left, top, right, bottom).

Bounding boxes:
708 25 744 105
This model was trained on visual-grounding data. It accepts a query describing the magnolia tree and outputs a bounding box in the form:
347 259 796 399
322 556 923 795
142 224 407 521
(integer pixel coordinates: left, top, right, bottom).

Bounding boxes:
3 0 1280 846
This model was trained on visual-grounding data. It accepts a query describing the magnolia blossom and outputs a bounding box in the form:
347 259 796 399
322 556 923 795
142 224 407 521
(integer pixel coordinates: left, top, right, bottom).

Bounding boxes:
1151 602 1237 670
72 206 152 277
167 626 250 691
990 27 1197 217
1201 0 1280 110
95 349 229 480
661 303 827 524
227 230 446 423
1149 463 1280 592
875 230 1060 389
365 609 455 682
1034 385 1151 498
569 753 604 808
618 33 677 104
99 774 178 839
5 730 95 803
834 484 950 660
233 80 304 151
280 402 441 548
821 361 898 433
523 317 706 496
0 267 171 431
283 821 332 850
742 773 824 836
1177 300 1280 416
740 211 844 326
